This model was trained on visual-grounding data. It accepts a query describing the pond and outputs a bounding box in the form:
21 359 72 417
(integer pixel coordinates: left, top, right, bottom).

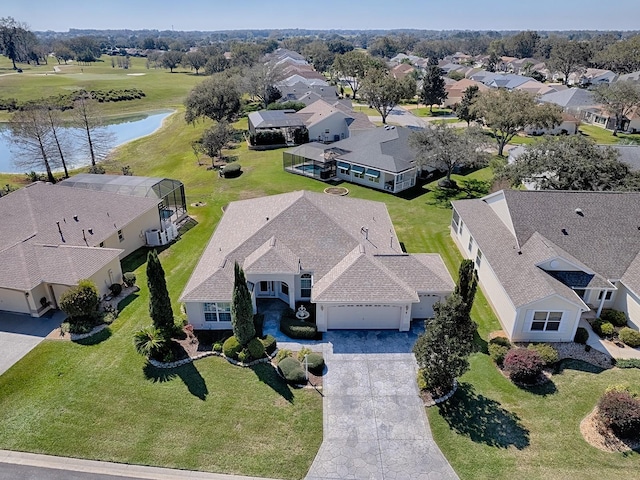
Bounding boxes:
0 110 174 174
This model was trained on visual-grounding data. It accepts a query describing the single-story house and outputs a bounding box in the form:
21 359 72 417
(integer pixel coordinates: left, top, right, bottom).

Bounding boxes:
581 106 640 133
0 178 183 317
180 191 454 331
390 63 415 80
283 125 420 193
247 110 306 142
277 83 339 104
451 190 640 342
524 112 580 135
568 68 617 86
443 78 489 107
296 99 375 142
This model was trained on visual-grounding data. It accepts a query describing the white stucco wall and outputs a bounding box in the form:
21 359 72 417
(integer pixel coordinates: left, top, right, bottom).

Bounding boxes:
184 302 233 330
308 114 349 142
614 283 640 331
513 296 582 342
101 207 161 258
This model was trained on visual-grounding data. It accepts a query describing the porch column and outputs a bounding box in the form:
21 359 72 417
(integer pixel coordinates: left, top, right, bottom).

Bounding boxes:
596 292 607 318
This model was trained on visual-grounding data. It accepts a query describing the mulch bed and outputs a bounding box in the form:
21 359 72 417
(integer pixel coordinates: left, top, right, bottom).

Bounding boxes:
580 407 640 453
174 331 324 388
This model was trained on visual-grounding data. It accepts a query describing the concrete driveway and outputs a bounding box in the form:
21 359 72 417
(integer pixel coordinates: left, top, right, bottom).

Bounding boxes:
305 331 458 480
0 311 64 376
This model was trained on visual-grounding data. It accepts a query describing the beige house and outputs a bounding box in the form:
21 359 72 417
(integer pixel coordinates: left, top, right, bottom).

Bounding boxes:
0 177 184 317
296 99 375 142
451 190 640 342
181 191 454 331
443 79 488 107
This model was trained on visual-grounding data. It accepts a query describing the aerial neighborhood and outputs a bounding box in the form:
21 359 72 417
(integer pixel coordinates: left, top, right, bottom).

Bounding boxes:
0 9 640 480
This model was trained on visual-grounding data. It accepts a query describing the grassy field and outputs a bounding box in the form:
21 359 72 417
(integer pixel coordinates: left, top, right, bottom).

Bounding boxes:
0 55 205 121
579 124 640 145
411 106 455 117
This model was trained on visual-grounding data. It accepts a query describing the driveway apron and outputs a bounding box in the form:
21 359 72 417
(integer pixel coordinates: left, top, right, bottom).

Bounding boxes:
305 330 458 480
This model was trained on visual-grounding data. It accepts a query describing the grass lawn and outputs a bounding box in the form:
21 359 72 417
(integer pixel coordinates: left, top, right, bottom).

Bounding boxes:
412 107 455 118
579 124 640 145
0 55 206 121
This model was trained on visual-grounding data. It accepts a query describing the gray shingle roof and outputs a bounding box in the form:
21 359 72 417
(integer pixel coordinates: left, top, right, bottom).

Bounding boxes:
452 197 588 308
328 126 418 173
375 254 456 293
181 191 453 304
0 182 160 252
502 190 640 279
539 88 597 109
248 110 305 129
611 145 640 171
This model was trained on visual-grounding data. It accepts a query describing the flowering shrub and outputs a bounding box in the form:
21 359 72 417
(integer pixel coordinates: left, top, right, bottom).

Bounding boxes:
503 348 544 384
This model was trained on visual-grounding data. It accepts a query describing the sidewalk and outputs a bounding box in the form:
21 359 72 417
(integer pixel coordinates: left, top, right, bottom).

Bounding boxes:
0 450 280 480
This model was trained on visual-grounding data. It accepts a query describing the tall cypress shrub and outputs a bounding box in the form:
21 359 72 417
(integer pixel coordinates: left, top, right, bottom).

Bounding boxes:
146 249 174 335
231 261 255 345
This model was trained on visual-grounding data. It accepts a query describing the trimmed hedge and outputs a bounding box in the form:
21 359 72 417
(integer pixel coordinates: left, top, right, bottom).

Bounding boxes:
591 319 615 337
260 334 277 355
246 337 266 360
600 309 627 327
574 326 589 345
278 357 307 385
488 343 510 366
617 358 640 369
489 336 511 348
222 335 242 360
280 308 318 340
503 348 544 384
527 343 559 366
618 327 640 348
305 352 325 374
221 163 242 178
598 390 640 439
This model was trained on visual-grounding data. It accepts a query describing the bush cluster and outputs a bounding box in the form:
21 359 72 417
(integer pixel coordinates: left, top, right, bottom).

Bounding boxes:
250 130 286 146
597 390 640 439
574 326 589 344
246 337 266 360
527 343 559 366
123 272 136 287
616 358 640 369
503 348 544 384
109 283 122 296
489 343 510 366
278 357 307 385
600 309 627 327
305 352 325 374
618 327 640 348
591 318 615 337
89 88 145 103
222 335 242 360
260 334 277 355
279 308 318 340
221 162 241 178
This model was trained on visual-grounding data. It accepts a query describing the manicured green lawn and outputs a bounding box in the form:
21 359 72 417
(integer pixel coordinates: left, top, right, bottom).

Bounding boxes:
412 107 454 117
0 55 205 121
579 124 640 145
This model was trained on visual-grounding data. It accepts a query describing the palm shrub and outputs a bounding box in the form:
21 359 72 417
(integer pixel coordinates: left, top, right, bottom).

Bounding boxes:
146 250 175 336
133 326 167 359
618 327 640 348
503 348 544 384
598 390 640 439
231 262 255 345
275 348 292 363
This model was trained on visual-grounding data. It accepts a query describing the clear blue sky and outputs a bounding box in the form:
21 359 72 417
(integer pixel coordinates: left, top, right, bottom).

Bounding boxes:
5 0 640 32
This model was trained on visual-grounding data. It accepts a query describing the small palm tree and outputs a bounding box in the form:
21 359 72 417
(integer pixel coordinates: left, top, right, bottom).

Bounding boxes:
133 326 166 359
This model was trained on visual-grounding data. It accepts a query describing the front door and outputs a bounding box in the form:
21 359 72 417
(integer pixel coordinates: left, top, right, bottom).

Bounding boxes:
259 281 275 297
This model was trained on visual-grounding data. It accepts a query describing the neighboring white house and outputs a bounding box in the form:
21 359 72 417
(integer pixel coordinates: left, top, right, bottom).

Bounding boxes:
451 190 640 342
296 99 375 142
0 177 184 317
180 191 454 332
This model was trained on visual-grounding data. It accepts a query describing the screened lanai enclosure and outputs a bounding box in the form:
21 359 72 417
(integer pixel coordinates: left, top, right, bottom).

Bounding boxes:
60 174 187 224
283 143 338 181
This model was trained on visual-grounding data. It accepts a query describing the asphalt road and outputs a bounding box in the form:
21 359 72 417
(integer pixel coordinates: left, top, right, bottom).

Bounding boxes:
0 463 145 480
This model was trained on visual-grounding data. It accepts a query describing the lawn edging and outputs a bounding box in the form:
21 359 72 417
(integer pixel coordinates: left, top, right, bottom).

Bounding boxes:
424 379 458 407
148 349 274 369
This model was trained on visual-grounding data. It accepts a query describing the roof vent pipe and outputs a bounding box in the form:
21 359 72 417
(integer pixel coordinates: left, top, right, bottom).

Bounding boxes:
575 208 584 216
73 215 79 221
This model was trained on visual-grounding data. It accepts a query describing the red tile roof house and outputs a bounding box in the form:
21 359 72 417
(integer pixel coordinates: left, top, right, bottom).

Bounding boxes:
451 190 640 342
180 191 454 331
0 177 185 317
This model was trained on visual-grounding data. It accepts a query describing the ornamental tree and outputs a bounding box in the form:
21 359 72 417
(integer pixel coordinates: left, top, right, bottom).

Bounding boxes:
231 261 255 346
146 249 175 335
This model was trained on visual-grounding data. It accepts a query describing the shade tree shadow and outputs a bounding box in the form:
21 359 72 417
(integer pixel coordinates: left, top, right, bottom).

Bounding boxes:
437 383 530 449
252 363 294 404
556 358 607 374
143 361 208 400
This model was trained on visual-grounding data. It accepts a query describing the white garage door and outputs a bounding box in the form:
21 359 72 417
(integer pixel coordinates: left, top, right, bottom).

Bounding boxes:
412 294 441 319
327 304 402 330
